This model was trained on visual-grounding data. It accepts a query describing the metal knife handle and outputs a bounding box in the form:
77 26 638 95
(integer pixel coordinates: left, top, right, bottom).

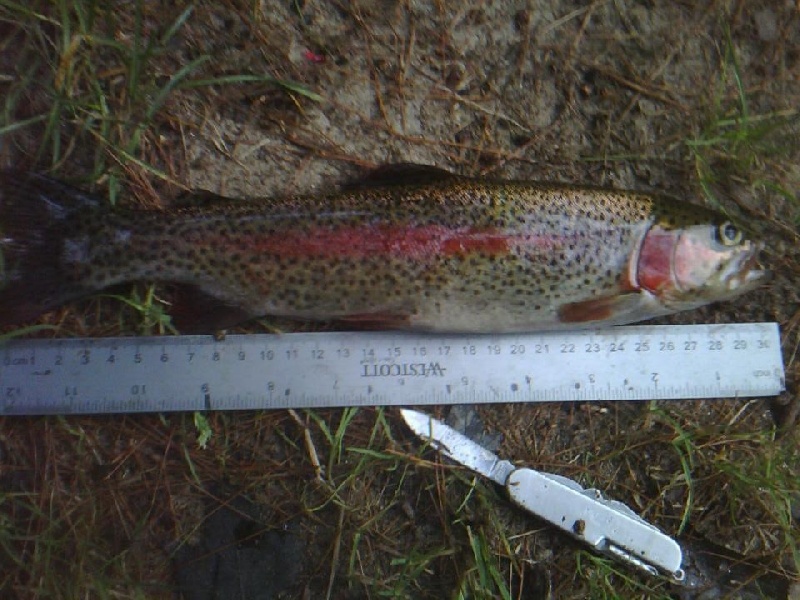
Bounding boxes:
506 468 684 579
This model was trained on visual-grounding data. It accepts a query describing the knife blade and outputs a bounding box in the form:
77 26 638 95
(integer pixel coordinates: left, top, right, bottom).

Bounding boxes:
400 408 685 581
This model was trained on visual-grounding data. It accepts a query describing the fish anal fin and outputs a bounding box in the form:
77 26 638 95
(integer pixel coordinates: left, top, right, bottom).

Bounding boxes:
344 163 459 189
166 286 255 333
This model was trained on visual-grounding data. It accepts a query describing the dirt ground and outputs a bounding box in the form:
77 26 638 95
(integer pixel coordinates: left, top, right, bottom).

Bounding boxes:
1 1 799 599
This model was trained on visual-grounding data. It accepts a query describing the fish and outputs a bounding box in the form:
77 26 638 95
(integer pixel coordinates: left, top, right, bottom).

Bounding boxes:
0 164 767 333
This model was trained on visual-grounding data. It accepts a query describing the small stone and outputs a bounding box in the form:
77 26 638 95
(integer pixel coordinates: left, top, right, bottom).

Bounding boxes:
754 9 778 42
445 405 502 452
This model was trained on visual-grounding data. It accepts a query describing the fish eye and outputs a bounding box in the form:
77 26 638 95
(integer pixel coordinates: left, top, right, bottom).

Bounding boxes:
717 221 743 246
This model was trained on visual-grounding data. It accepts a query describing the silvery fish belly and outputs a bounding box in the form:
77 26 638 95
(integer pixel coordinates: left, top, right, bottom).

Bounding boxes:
0 165 766 332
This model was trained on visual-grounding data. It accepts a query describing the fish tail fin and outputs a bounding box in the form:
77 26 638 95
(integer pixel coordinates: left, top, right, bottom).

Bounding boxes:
0 170 103 326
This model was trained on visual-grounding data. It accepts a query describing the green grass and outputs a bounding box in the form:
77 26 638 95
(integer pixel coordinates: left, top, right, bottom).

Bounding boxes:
280 408 538 599
102 284 177 335
711 429 799 568
686 28 799 218
0 417 177 598
1 1 320 198
458 524 513 600
648 404 800 577
576 551 673 600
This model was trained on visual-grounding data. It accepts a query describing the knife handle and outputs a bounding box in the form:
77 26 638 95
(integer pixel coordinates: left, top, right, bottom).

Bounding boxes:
505 467 684 578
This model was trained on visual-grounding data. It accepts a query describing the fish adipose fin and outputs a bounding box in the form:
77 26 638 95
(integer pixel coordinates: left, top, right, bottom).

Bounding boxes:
0 171 104 327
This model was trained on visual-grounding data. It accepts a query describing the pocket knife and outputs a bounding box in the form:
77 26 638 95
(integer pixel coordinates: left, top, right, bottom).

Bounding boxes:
400 408 686 582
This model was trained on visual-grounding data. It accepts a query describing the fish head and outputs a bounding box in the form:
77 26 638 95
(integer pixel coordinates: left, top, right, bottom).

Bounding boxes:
637 217 768 310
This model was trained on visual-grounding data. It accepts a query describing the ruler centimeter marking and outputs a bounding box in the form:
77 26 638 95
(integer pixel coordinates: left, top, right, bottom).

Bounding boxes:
0 323 785 415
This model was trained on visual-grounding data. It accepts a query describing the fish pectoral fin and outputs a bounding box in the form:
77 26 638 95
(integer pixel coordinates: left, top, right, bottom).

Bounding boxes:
343 163 460 189
557 291 669 325
166 286 255 333
336 311 413 330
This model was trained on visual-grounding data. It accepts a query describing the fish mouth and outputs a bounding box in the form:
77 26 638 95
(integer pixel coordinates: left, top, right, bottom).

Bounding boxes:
725 243 769 293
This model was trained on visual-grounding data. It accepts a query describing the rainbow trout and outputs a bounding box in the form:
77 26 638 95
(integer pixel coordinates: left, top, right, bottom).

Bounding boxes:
0 165 766 332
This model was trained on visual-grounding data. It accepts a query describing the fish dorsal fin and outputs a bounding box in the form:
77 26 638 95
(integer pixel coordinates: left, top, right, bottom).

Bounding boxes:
344 163 461 189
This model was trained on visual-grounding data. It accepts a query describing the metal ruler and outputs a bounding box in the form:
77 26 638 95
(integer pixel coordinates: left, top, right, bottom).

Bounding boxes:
0 323 785 415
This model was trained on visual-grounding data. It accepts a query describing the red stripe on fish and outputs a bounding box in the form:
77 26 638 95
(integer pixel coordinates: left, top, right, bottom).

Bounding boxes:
218 225 568 259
